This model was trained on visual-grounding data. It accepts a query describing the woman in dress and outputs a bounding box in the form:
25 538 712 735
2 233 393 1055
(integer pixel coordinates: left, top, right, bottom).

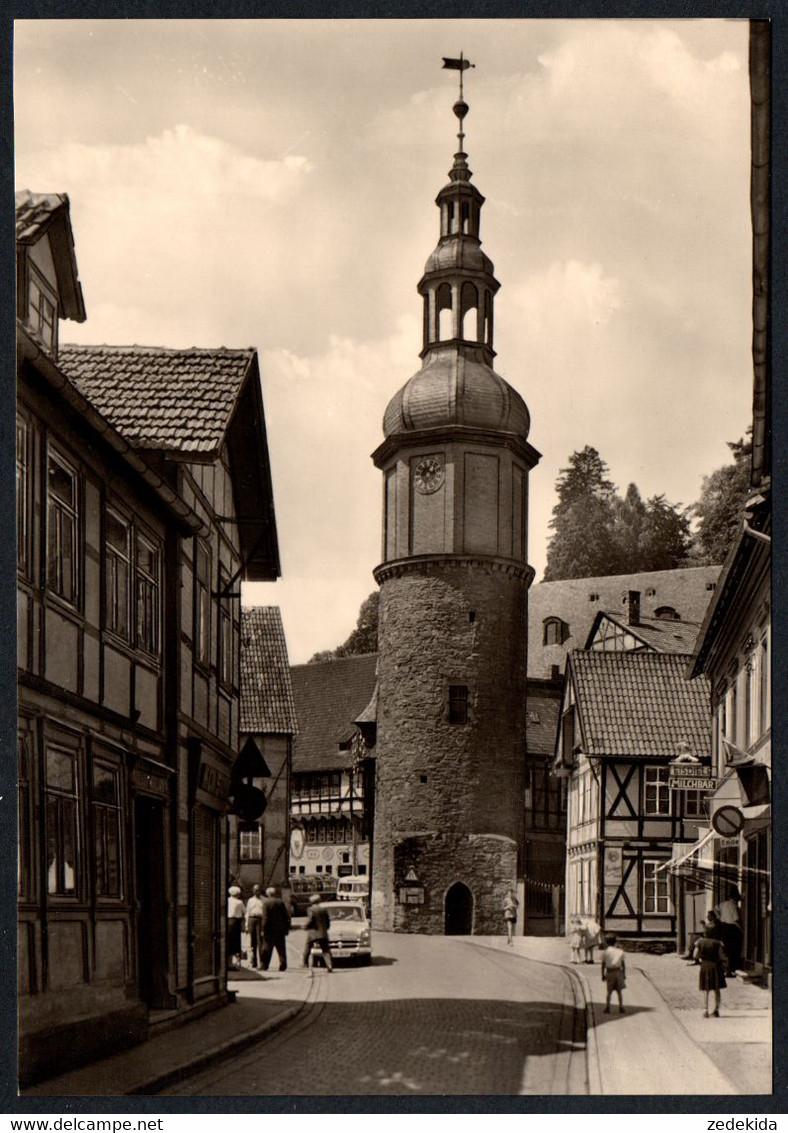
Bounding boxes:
694 918 727 1017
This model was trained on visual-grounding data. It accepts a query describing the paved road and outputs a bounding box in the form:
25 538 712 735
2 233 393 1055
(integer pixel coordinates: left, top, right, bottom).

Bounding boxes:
162 931 586 1097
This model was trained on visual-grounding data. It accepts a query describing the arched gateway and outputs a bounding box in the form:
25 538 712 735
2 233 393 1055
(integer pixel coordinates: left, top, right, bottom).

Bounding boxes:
444 882 474 935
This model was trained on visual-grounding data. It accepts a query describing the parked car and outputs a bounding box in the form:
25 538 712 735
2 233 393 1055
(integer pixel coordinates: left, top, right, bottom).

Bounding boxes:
310 900 372 966
288 874 338 917
336 874 370 905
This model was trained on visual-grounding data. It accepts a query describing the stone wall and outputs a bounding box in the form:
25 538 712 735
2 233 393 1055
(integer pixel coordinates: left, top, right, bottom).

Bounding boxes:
372 559 528 931
386 832 518 935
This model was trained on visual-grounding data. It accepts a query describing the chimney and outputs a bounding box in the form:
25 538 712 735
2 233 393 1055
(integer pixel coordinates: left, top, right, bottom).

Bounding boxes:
622 590 641 625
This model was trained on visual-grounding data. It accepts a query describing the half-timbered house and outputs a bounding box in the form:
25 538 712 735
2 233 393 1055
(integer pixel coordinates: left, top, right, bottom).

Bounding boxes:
233 605 297 893
16 191 280 1084
289 654 377 882
555 641 711 948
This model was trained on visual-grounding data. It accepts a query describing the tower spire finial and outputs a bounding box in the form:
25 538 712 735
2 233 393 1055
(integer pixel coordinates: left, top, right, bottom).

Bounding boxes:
442 54 475 152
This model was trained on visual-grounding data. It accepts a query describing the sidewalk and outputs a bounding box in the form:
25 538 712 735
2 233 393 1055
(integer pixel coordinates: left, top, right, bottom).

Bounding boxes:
475 935 772 1096
22 964 316 1098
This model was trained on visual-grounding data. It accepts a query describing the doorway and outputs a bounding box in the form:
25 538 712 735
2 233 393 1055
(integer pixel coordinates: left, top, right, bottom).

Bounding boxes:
444 881 473 935
134 796 170 1008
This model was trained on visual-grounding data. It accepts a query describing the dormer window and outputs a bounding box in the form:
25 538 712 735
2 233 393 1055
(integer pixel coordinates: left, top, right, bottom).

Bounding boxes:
28 268 58 354
654 606 679 621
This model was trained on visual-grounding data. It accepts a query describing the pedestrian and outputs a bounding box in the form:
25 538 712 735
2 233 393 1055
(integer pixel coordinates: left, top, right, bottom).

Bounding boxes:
303 893 333 977
260 886 291 972
693 918 727 1017
568 916 584 964
581 918 600 964
245 884 265 968
714 885 743 977
502 888 519 945
600 932 627 1014
227 885 245 971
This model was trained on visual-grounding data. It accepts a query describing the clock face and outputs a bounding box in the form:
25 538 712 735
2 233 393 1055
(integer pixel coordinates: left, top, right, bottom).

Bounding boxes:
414 455 445 495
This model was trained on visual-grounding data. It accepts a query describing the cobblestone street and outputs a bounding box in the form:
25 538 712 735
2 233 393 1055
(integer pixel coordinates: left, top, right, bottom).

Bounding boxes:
161 932 582 1096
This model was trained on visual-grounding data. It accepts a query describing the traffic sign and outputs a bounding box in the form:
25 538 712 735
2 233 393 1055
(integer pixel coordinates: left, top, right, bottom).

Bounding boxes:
712 805 744 837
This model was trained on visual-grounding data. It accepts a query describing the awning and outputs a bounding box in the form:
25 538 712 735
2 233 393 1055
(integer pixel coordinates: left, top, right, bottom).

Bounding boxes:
657 829 715 874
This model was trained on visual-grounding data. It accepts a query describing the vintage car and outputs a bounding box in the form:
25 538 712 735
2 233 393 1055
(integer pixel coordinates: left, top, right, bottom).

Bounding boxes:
310 900 372 966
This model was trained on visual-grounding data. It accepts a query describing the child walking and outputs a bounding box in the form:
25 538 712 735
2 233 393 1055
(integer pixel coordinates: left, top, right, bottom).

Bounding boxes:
600 933 627 1013
569 917 584 964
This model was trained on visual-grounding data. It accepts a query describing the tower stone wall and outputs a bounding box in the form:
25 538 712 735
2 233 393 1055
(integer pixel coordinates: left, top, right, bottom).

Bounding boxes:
371 560 529 930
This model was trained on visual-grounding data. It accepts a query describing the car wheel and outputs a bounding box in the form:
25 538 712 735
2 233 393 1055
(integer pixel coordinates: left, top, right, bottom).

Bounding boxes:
359 955 372 966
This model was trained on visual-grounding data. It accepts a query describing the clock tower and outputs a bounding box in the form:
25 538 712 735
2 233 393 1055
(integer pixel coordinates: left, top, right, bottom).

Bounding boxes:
371 61 540 934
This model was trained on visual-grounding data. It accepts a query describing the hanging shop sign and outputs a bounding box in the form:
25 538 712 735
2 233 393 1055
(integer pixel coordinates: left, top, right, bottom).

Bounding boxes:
711 805 744 837
669 773 721 791
290 826 305 860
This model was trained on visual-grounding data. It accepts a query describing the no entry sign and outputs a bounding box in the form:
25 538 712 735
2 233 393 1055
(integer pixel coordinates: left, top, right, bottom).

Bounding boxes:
712 805 744 837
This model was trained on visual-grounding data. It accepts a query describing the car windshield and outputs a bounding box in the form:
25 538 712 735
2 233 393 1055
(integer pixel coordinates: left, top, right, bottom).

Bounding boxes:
324 905 364 921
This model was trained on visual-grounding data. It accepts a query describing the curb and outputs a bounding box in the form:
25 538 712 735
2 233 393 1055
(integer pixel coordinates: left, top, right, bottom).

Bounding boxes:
462 938 601 1096
125 978 319 1096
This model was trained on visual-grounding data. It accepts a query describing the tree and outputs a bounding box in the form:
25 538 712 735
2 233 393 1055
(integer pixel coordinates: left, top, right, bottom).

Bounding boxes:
543 447 619 581
638 494 693 572
690 435 753 565
543 446 692 581
308 590 380 663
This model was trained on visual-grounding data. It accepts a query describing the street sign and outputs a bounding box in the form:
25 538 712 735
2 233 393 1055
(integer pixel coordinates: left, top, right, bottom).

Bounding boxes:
712 805 744 836
669 775 721 791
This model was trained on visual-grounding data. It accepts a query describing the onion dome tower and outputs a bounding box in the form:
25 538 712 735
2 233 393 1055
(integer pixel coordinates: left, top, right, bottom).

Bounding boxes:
370 59 541 935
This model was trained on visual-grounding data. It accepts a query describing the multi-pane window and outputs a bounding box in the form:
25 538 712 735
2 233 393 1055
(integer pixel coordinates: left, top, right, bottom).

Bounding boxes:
684 789 709 820
28 273 57 352
194 541 211 667
47 451 79 605
448 684 468 725
643 766 671 816
16 417 31 576
238 825 261 861
135 533 160 655
18 732 33 899
643 859 671 914
45 745 79 896
92 763 121 898
105 509 131 639
105 510 160 655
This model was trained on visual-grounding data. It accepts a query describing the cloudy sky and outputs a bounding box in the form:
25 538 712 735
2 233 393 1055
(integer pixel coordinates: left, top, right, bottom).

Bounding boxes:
14 19 753 663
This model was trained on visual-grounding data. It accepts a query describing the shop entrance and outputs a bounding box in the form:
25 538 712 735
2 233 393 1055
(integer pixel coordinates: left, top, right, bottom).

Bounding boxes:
134 796 170 1008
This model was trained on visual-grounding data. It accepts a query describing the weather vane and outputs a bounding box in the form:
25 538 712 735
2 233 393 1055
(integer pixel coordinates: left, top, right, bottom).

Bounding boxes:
442 53 475 151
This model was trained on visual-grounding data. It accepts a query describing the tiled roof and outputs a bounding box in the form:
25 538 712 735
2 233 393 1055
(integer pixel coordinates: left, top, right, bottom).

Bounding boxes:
291 654 378 774
58 344 255 456
526 680 562 757
15 190 66 242
240 607 297 735
569 651 711 759
588 612 702 654
528 565 721 678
